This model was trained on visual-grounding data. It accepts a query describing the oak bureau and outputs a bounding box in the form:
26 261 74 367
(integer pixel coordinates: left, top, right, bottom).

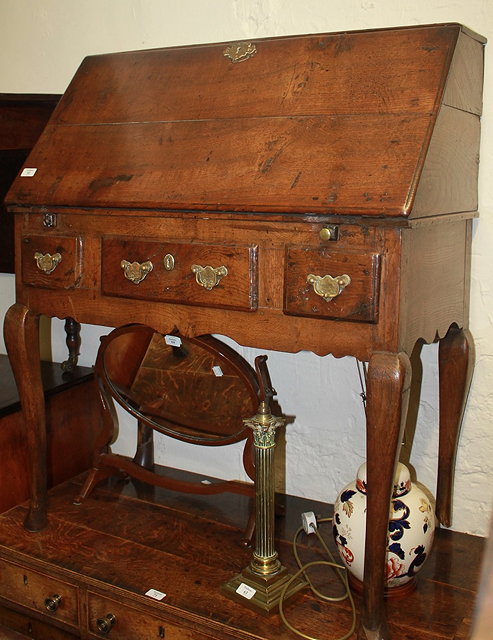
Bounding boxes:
4 23 485 639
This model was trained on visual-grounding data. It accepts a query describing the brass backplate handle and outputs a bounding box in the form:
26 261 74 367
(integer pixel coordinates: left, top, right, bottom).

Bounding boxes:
120 260 153 284
307 273 351 300
34 251 62 275
191 264 228 290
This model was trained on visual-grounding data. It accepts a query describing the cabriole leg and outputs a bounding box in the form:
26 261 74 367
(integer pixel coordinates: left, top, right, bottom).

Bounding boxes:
3 303 48 531
360 351 411 640
437 327 474 526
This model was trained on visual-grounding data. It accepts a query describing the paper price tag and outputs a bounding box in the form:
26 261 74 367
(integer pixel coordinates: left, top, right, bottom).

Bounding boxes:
165 335 182 347
236 583 256 600
145 588 166 601
20 167 37 177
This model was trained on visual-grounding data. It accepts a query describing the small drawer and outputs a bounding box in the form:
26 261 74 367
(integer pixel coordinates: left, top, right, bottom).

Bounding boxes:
87 593 214 640
101 237 258 311
21 234 82 289
284 247 381 322
0 559 79 627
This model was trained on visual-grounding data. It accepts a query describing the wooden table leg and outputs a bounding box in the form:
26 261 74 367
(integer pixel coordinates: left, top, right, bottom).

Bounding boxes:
3 303 48 531
437 327 474 527
61 317 81 373
133 421 155 470
360 351 411 640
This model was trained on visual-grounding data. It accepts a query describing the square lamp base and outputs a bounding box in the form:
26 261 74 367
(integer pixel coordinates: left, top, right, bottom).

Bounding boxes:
221 565 307 615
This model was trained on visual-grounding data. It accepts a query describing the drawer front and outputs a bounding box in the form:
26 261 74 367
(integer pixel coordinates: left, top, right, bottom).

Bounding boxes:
101 237 257 311
21 234 82 289
0 559 79 627
284 247 381 322
87 593 214 640
0 602 79 640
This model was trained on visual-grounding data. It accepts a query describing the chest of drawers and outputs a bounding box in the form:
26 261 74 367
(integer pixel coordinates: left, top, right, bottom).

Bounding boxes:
0 556 218 640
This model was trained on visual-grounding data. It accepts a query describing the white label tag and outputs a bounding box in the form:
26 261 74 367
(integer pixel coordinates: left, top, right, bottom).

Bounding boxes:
145 588 166 601
165 335 182 347
20 167 37 177
212 365 223 377
236 583 256 600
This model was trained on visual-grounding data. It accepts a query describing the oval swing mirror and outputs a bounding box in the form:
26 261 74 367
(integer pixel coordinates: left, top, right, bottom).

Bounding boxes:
96 324 260 445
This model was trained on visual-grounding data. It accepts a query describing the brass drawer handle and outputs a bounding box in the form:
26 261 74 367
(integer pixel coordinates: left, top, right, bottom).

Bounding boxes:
44 594 62 612
34 252 62 274
96 613 116 634
120 259 153 284
307 273 351 300
191 264 228 290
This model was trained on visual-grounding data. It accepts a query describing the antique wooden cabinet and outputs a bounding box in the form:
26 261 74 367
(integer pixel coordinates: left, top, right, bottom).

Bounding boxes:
0 355 100 514
3 23 485 640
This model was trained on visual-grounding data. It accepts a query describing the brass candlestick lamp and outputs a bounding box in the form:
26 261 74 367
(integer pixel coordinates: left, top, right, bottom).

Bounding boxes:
222 355 306 614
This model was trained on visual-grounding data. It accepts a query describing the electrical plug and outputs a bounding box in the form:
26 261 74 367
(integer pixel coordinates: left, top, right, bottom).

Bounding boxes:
301 511 318 534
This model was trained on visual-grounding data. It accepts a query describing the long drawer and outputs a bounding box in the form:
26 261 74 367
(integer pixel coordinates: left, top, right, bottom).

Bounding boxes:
0 559 79 628
101 237 258 312
87 592 215 640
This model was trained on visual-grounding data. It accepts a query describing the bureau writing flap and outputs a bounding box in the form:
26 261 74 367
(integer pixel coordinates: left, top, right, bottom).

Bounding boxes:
6 23 485 218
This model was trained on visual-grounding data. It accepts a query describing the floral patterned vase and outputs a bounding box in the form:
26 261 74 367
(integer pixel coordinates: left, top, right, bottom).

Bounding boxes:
333 462 436 593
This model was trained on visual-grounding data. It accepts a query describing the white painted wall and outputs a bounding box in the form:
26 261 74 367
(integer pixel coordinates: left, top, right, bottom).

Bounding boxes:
1 0 492 536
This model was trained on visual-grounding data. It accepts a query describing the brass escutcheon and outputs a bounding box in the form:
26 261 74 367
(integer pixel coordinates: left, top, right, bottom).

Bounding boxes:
163 253 175 271
223 42 257 63
34 251 62 274
42 212 57 228
120 260 153 284
307 273 351 300
191 264 228 290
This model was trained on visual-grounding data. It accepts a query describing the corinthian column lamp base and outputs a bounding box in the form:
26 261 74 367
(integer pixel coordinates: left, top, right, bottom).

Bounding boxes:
223 355 307 614
222 564 307 615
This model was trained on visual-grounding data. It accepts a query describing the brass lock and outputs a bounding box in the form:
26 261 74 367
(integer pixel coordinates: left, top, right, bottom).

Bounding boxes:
223 41 257 63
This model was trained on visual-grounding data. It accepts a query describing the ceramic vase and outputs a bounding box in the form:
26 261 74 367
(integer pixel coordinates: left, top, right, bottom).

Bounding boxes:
333 462 436 592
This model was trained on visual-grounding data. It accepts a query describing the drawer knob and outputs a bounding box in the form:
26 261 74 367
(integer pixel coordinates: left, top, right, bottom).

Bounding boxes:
307 273 351 300
319 225 339 242
191 264 228 290
34 251 62 274
120 259 153 284
96 613 116 634
44 594 62 612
